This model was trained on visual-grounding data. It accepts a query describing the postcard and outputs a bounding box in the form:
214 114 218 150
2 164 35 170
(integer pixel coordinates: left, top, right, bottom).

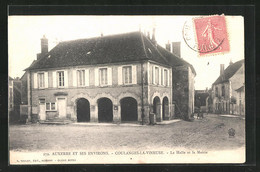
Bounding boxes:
8 15 245 164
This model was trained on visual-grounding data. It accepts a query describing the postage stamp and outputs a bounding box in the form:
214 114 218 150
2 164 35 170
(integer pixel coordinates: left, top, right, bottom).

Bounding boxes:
183 15 230 56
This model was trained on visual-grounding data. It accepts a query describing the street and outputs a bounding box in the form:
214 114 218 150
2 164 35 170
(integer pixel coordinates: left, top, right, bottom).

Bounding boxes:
9 114 245 152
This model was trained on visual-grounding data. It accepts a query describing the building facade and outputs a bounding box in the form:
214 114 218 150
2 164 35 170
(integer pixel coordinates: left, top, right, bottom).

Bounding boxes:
9 77 22 122
211 60 244 114
24 31 195 123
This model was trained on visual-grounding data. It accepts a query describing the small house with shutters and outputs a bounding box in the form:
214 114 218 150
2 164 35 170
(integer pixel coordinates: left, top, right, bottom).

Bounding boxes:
211 59 244 114
24 31 196 123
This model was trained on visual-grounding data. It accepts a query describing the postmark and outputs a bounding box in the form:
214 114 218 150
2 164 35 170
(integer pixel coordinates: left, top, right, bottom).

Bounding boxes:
183 15 230 56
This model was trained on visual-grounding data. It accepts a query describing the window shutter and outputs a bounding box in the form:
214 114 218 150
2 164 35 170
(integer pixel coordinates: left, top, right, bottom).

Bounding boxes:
118 66 122 85
153 66 155 84
108 67 112 85
44 72 48 88
33 73 38 88
159 67 161 85
64 70 68 87
85 69 89 86
94 68 99 86
72 70 77 87
52 71 57 88
167 69 170 86
132 65 137 84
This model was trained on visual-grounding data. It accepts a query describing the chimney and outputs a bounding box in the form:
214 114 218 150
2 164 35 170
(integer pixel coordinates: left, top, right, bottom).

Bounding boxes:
165 41 171 52
152 28 156 43
220 64 225 76
172 42 181 58
229 59 233 65
147 32 150 39
41 35 48 54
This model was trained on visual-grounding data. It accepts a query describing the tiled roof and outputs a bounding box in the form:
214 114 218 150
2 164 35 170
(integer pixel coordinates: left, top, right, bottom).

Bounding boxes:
213 59 244 85
156 45 196 75
26 31 194 72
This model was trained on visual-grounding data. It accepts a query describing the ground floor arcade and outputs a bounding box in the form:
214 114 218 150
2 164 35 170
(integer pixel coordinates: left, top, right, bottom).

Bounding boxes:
35 91 173 124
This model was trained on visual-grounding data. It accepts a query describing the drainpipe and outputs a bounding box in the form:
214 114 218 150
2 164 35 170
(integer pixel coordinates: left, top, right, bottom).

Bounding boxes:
141 60 145 125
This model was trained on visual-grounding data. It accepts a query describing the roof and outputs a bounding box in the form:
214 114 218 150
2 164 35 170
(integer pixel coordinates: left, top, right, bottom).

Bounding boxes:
213 59 244 85
235 85 245 92
156 45 196 75
26 31 195 73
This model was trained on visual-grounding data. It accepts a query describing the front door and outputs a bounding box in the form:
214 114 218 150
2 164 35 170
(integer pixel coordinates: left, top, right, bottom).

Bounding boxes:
58 98 66 118
39 99 46 120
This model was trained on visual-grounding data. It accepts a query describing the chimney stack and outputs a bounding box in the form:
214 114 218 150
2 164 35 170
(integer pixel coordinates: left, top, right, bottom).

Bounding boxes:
172 42 181 58
220 64 225 76
152 28 156 43
229 59 233 65
41 35 48 54
147 32 150 39
165 41 171 52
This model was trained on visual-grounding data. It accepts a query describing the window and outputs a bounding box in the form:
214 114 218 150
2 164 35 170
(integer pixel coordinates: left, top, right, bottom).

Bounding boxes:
123 66 132 84
215 87 218 96
46 102 56 111
222 85 225 97
154 67 159 85
77 70 85 86
164 69 168 86
58 71 64 87
38 73 45 88
99 68 108 85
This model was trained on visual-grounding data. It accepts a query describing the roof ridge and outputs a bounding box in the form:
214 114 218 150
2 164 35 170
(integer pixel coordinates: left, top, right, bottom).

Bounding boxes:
60 31 141 44
213 59 244 85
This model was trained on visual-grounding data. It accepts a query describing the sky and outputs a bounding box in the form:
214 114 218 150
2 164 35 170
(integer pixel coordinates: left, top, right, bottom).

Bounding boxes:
8 15 244 90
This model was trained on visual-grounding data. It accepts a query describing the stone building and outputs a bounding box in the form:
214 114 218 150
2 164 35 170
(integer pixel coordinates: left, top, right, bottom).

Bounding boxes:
235 85 245 115
8 77 22 122
211 59 244 114
24 31 195 123
195 90 210 113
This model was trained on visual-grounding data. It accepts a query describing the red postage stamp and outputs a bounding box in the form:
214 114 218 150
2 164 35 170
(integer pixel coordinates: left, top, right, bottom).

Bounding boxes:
193 15 230 56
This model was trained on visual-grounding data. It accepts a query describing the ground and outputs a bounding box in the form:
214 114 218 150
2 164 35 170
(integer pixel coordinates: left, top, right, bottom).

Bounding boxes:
9 114 245 152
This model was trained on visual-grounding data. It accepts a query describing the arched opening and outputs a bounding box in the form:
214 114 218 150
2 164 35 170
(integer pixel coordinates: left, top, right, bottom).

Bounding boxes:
120 97 138 122
153 96 161 121
76 98 90 122
162 97 169 120
98 98 113 122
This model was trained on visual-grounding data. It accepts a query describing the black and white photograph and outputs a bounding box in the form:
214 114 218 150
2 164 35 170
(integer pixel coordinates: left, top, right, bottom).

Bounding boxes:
8 14 246 164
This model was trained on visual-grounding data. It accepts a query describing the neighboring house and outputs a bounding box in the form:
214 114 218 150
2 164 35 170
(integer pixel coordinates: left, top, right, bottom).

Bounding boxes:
195 90 210 113
9 77 14 112
211 59 244 114
8 77 22 122
24 31 196 123
235 85 245 115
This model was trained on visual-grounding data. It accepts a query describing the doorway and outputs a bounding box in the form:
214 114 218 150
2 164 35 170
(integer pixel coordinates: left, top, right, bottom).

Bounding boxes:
98 98 113 122
77 98 90 122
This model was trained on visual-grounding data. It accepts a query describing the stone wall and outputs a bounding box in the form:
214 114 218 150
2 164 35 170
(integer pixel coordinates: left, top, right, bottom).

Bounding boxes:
172 66 193 120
